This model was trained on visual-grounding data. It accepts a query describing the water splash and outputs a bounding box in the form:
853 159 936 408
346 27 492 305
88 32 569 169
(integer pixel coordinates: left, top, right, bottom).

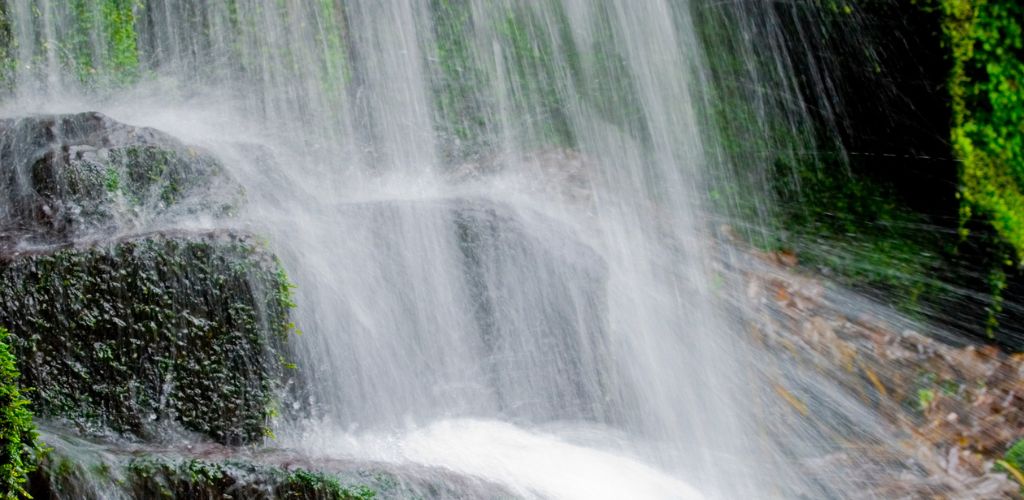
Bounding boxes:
296 419 706 500
0 1 962 498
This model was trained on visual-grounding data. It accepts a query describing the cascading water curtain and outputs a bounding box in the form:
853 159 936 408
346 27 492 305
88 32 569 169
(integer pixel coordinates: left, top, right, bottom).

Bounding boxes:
0 1 958 498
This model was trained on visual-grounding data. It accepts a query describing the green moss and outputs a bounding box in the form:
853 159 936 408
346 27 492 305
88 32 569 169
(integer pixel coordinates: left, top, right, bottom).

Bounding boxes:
0 327 46 499
0 233 294 445
64 0 140 86
769 155 947 313
108 145 197 206
695 0 1024 341
124 458 375 500
284 469 376 500
941 1 1024 258
429 0 493 162
0 3 15 94
2 112 243 243
496 4 577 149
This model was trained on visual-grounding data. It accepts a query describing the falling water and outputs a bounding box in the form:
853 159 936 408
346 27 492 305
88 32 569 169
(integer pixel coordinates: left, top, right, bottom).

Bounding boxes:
0 1 950 498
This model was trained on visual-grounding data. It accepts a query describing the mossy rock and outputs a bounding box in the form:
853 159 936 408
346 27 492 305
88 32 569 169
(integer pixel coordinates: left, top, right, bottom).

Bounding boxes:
27 436 520 500
0 112 242 249
121 458 375 500
30 453 376 500
0 231 294 445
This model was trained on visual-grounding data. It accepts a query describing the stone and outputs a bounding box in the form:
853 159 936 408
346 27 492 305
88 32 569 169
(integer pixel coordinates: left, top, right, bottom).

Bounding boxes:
0 231 293 444
0 112 242 250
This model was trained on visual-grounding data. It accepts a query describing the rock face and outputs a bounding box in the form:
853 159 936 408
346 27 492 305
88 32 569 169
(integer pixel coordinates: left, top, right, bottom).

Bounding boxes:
0 112 240 250
450 198 612 420
29 436 518 500
0 113 290 446
0 232 293 444
292 197 613 426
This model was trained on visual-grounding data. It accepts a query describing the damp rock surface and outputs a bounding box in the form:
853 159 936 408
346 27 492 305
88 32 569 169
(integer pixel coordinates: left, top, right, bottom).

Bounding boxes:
0 112 291 446
0 111 241 250
29 432 519 500
0 231 294 445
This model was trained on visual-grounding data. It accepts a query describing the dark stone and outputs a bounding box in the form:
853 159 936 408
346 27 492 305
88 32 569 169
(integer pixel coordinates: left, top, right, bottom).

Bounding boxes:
0 231 294 445
448 198 614 421
28 435 519 500
295 198 615 425
0 112 241 250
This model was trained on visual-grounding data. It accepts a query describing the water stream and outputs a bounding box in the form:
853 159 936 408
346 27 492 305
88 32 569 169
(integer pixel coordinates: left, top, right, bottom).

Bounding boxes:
0 1 937 498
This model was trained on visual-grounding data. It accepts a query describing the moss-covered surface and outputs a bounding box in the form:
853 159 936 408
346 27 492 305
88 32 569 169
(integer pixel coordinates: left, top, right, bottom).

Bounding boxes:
0 327 46 499
28 442 527 500
122 458 375 500
28 451 379 500
0 232 294 445
425 0 583 161
59 0 140 86
0 0 140 89
0 112 240 248
428 0 493 163
0 3 15 93
938 1 1024 259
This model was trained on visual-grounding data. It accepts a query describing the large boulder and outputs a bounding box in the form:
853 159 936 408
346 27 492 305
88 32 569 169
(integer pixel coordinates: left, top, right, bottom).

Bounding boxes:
0 230 292 445
449 198 612 419
28 434 517 500
0 112 291 445
0 112 241 250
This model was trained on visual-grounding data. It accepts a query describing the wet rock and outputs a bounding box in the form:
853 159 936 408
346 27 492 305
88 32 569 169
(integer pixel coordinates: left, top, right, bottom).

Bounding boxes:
301 197 613 424
0 231 293 445
0 112 241 250
29 433 518 500
449 198 610 420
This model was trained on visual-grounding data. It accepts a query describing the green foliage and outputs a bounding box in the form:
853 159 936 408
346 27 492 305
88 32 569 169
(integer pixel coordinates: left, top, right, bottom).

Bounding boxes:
697 0 1024 340
917 388 935 410
495 4 577 149
998 439 1024 472
767 156 946 314
429 0 493 162
0 235 293 445
285 469 376 500
0 327 45 499
1001 439 1024 469
940 0 1024 261
995 438 1024 491
0 4 15 93
65 0 141 86
103 167 121 194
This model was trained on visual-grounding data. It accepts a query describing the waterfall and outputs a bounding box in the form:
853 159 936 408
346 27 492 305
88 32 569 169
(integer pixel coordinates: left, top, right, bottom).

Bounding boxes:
0 1 945 498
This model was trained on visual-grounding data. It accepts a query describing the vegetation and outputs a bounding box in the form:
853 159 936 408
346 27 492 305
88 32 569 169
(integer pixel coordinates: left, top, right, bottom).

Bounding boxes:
429 0 493 162
0 235 295 445
65 0 141 85
940 1 1024 259
0 327 45 499
995 438 1024 492
697 1 952 312
124 458 376 499
697 0 1024 348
